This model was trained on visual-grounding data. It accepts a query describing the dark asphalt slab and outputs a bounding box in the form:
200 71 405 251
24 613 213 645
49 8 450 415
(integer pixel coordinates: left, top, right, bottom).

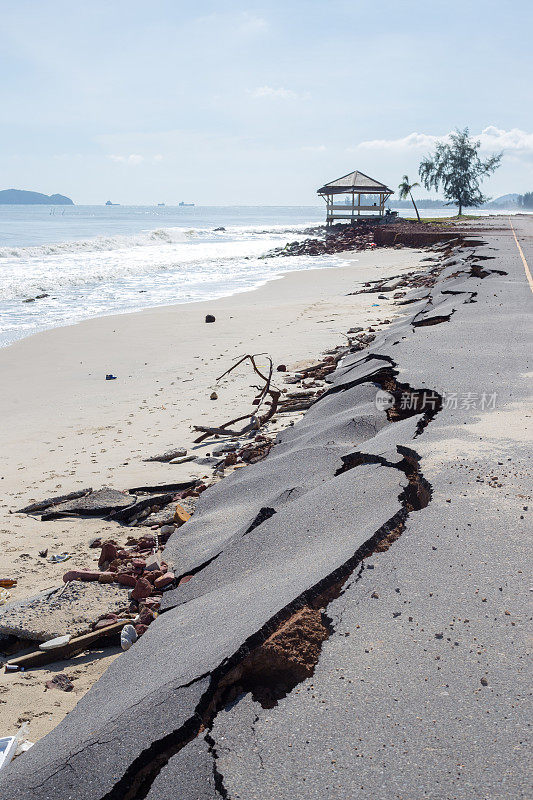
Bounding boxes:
1 215 530 799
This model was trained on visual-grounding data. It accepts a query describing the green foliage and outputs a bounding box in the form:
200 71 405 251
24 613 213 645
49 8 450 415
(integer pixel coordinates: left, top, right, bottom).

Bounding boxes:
398 174 421 221
398 174 420 200
419 128 502 214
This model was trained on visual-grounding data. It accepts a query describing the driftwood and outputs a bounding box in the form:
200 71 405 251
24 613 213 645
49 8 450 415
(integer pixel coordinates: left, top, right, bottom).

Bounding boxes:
5 621 128 671
193 354 281 443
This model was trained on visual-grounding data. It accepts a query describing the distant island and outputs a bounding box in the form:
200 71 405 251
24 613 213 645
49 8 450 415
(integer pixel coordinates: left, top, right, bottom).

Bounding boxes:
105 200 120 206
0 189 74 205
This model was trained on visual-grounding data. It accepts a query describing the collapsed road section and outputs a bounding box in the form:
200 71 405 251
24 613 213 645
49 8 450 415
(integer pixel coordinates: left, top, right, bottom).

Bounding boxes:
1 217 530 800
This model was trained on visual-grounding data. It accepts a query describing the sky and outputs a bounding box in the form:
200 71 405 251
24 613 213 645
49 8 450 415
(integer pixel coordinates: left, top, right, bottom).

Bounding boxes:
1 0 532 205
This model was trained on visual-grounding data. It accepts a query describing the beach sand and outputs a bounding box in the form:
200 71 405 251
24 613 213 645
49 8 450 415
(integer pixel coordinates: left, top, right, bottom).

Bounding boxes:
0 245 425 743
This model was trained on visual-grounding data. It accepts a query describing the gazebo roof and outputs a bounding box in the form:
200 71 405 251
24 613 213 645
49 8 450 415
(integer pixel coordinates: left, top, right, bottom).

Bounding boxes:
318 170 393 195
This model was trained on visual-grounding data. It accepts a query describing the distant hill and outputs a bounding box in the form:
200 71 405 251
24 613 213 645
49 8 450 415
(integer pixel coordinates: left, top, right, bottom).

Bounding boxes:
483 193 520 209
0 189 74 205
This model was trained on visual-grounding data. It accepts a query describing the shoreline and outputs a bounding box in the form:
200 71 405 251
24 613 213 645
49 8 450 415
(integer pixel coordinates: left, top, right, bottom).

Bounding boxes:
0 244 426 743
0 250 342 351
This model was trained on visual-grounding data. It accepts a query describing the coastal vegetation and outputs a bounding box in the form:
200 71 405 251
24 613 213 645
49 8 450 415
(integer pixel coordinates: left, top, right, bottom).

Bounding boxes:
398 175 421 221
419 127 502 215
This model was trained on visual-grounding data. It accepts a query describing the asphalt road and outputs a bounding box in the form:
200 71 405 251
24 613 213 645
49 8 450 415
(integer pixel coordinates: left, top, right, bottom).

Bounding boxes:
1 215 531 800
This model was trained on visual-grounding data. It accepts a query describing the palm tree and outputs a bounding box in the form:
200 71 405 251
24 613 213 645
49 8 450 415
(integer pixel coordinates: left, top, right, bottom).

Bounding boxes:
398 175 421 222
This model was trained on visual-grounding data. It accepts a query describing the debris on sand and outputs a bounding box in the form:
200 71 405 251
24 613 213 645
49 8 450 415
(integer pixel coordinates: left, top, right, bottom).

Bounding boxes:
45 674 73 692
143 448 188 463
0 582 130 642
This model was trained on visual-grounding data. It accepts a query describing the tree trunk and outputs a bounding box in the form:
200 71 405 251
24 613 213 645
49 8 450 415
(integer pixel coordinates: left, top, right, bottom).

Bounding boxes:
458 201 462 216
409 191 421 222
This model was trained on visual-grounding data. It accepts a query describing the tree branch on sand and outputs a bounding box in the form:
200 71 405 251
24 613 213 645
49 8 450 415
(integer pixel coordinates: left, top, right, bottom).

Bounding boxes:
193 354 281 443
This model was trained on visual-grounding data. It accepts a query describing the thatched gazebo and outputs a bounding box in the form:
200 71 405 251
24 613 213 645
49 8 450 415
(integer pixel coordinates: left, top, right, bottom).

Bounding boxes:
317 170 394 225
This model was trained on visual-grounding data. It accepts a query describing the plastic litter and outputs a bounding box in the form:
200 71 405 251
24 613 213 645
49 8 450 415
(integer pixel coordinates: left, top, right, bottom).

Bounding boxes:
105 374 117 380
48 553 71 563
120 624 138 651
0 736 17 771
13 722 34 758
0 588 11 606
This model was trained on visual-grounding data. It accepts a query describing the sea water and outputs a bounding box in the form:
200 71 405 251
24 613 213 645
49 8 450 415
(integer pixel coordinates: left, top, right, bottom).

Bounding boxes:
0 205 335 347
0 204 524 348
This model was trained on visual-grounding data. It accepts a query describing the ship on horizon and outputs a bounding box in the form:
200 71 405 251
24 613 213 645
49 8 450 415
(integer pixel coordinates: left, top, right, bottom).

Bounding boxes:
178 201 195 207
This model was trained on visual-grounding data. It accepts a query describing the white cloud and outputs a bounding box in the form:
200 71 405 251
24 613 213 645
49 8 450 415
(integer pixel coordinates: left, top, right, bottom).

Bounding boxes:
107 153 163 165
478 126 533 152
250 86 299 100
353 127 533 156
354 132 442 151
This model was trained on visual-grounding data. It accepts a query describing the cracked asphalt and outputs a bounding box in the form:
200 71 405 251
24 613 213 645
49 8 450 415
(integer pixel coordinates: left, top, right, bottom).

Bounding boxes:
1 215 530 800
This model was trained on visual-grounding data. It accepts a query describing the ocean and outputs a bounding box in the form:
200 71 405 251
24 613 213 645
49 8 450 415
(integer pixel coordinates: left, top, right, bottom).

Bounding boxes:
0 204 524 348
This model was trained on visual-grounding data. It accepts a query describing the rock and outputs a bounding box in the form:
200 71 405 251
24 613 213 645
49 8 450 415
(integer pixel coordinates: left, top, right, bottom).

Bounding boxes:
174 504 191 526
39 634 72 651
144 552 162 572
45 674 74 692
41 488 136 520
194 457 221 466
98 541 118 568
141 598 161 610
97 572 116 584
0 582 130 641
116 573 137 588
211 442 240 455
205 314 216 323
137 502 177 528
135 624 149 636
159 524 176 536
62 570 100 582
131 577 153 601
120 624 137 651
213 227 225 232
276 364 287 372
154 572 175 590
480 677 488 686
210 391 218 400
145 570 163 584
138 609 156 626
169 455 196 465
143 448 187 463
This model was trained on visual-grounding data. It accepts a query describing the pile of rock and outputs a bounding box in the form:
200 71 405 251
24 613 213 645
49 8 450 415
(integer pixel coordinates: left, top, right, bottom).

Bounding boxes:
61 501 194 639
265 223 376 258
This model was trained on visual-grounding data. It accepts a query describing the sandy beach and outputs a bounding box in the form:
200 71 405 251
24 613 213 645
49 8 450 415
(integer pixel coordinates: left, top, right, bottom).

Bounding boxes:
0 245 425 743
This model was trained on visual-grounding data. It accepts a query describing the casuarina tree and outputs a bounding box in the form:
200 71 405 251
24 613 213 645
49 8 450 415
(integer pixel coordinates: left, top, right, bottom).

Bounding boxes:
398 175 421 221
419 127 502 215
